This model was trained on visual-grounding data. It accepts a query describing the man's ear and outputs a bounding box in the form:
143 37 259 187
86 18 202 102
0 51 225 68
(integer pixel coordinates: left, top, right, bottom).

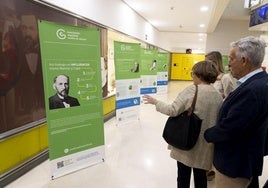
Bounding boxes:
53 83 56 90
241 56 248 66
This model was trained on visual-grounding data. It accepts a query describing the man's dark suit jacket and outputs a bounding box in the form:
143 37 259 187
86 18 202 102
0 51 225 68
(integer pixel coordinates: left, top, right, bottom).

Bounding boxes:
265 120 268 156
49 94 80 110
204 71 268 179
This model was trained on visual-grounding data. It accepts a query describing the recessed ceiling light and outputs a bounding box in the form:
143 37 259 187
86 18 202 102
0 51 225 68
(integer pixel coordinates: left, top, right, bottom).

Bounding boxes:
199 24 205 28
200 6 208 12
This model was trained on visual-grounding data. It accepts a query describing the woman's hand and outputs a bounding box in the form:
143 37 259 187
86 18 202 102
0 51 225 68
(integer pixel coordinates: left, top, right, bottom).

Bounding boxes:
143 94 157 105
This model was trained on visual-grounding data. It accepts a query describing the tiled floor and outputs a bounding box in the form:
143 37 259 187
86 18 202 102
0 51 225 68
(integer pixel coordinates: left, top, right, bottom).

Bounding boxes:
5 81 268 188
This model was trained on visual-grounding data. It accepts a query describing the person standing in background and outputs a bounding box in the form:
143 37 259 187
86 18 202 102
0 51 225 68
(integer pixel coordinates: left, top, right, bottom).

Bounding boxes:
204 36 268 188
143 61 223 188
186 48 192 54
205 51 236 99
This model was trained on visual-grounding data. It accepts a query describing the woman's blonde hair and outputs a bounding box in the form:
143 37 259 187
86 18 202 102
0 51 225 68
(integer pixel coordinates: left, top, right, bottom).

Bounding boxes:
205 51 224 74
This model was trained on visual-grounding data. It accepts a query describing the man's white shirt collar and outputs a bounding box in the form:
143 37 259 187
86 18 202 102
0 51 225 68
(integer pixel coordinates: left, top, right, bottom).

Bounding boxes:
236 68 263 87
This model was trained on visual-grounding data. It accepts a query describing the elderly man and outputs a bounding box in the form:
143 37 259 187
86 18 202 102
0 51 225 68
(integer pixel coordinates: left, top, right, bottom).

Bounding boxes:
204 36 268 188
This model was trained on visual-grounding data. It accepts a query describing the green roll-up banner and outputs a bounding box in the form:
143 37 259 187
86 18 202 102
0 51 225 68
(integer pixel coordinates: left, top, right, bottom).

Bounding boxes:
38 20 104 179
114 41 141 124
140 48 158 96
222 55 229 73
157 52 169 93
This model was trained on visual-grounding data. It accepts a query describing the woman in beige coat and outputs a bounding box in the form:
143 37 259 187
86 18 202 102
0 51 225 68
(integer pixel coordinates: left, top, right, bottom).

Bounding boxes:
143 61 223 188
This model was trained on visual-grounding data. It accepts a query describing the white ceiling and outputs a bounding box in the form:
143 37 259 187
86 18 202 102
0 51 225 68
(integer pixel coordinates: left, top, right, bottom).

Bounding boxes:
122 0 251 52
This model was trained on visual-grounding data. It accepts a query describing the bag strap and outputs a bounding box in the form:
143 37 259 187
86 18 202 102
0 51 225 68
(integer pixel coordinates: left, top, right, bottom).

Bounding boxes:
188 84 198 115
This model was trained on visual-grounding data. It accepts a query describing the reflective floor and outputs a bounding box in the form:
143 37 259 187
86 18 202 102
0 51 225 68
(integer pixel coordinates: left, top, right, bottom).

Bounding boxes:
6 81 268 188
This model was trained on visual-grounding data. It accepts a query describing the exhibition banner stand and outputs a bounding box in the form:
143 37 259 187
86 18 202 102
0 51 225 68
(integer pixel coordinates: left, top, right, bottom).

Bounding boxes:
157 52 169 94
38 20 105 179
140 48 158 100
114 41 141 125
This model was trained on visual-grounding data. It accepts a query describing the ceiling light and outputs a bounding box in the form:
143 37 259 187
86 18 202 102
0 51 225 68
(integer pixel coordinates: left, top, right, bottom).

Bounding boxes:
200 6 208 12
199 24 205 28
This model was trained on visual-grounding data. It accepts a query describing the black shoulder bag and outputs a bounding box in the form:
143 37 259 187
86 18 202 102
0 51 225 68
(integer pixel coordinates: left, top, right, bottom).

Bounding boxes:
162 84 202 150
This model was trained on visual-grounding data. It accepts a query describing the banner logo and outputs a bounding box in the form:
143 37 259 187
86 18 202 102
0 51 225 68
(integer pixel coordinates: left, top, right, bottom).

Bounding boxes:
56 29 66 40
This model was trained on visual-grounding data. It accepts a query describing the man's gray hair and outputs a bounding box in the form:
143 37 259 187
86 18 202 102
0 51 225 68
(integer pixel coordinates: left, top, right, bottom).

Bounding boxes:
230 36 266 67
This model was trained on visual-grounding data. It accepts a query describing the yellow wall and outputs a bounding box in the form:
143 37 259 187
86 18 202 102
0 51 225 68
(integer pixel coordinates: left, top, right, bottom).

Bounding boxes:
171 54 205 80
0 125 48 174
102 95 116 115
0 95 115 174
